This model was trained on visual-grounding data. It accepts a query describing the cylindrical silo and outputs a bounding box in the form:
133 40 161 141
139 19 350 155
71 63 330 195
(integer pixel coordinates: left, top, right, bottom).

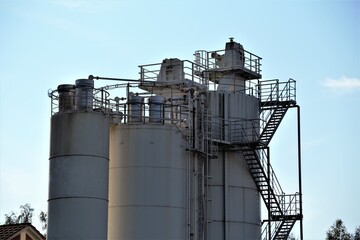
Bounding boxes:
207 151 261 239
47 97 110 238
108 124 188 239
148 96 166 123
57 84 75 112
128 95 144 123
75 79 94 110
206 91 261 240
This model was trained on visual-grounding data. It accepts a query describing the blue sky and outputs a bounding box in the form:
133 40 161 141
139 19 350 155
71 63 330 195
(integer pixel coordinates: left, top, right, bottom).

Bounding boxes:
0 0 359 238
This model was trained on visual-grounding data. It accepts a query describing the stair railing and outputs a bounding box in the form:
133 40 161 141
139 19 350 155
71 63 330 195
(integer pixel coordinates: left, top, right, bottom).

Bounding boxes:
259 78 296 145
262 220 283 240
257 148 285 206
280 193 300 216
278 78 296 103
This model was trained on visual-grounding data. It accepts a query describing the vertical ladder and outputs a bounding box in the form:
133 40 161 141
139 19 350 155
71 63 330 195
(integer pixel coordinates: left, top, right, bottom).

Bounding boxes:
196 102 218 240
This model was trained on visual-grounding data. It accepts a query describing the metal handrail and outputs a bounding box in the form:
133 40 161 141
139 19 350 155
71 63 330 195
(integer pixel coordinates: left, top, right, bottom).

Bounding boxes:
138 60 206 86
204 48 262 75
257 148 285 201
258 78 297 140
259 78 296 105
280 193 301 216
48 89 59 115
261 192 300 240
262 220 282 240
48 85 195 129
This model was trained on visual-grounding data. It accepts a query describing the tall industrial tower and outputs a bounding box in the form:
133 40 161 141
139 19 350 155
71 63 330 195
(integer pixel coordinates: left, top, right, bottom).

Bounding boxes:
48 39 303 240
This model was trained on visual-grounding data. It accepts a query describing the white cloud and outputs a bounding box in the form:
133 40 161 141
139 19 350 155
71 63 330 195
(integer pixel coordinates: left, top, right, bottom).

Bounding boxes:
323 76 360 90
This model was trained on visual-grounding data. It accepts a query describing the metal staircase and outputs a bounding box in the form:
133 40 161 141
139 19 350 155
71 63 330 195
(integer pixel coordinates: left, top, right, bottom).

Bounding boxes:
259 105 289 146
242 148 283 216
261 191 301 240
195 47 301 239
193 43 302 239
259 79 296 145
240 79 301 240
273 219 297 239
242 146 301 240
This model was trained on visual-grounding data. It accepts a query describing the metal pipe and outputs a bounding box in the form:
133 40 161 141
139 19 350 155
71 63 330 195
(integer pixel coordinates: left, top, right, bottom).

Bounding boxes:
90 75 142 82
267 147 271 240
91 75 178 84
223 150 227 240
296 105 304 240
192 92 196 149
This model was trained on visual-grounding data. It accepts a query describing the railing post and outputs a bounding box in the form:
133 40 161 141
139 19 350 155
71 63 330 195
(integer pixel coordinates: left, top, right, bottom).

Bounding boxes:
101 89 104 109
258 82 262 106
276 80 279 102
50 92 53 115
250 53 252 71
124 104 127 124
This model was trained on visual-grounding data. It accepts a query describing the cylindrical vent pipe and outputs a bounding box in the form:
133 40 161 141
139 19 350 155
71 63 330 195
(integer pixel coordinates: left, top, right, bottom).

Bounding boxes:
149 96 166 123
75 79 94 110
128 95 144 123
57 84 75 113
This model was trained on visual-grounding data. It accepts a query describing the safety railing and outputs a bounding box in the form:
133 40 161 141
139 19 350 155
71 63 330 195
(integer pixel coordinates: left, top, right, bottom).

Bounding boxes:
93 88 111 112
48 85 195 130
109 102 190 125
194 48 262 76
228 118 260 144
48 87 112 116
261 192 300 240
138 60 208 88
259 78 296 106
209 117 261 144
279 193 301 216
262 220 283 240
257 148 285 204
258 79 296 139
48 90 59 115
256 151 301 217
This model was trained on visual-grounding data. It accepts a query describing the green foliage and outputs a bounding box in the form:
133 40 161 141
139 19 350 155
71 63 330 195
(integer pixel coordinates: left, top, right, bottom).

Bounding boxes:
4 212 18 224
4 203 34 224
326 219 358 240
354 226 360 240
39 211 47 231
